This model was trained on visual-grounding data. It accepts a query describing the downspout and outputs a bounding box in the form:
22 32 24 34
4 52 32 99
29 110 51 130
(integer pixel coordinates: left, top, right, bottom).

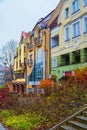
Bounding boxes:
44 31 46 79
34 37 36 86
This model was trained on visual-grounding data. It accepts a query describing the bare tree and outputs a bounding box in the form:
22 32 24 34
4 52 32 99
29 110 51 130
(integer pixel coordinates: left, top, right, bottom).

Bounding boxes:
0 39 18 81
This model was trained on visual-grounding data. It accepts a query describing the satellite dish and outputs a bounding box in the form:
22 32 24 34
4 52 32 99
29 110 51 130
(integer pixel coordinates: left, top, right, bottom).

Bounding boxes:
73 40 80 49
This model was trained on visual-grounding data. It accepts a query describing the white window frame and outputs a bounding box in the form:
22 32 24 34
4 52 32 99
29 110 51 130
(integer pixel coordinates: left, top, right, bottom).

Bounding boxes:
84 0 87 6
72 19 80 38
65 7 69 18
52 57 57 68
83 15 87 33
64 25 70 42
72 0 80 14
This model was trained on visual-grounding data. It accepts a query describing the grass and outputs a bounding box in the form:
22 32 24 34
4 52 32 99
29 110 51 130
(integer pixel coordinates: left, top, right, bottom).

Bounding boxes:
0 84 6 89
0 110 43 130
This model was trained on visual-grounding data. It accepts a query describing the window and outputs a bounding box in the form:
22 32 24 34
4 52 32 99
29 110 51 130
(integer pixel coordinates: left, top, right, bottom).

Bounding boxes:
19 60 21 67
74 51 80 63
84 0 87 6
52 57 57 68
39 33 42 43
65 8 69 18
51 35 59 48
30 54 33 61
65 26 70 41
37 48 42 63
72 21 80 38
84 16 87 33
16 61 18 69
72 0 80 14
62 54 70 65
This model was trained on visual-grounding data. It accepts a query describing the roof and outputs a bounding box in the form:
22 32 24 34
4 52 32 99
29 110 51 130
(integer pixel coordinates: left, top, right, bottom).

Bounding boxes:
32 10 54 31
48 0 64 27
49 15 58 29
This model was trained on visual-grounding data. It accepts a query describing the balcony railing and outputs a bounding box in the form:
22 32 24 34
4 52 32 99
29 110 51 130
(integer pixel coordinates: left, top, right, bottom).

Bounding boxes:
35 38 42 47
28 43 33 51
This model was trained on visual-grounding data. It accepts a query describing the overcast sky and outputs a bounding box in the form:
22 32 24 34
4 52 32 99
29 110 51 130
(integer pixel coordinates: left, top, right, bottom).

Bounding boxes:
0 0 60 48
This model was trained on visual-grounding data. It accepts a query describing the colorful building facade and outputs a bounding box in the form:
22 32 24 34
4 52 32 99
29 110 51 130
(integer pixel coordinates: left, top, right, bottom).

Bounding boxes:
13 31 28 94
48 0 87 79
26 12 53 93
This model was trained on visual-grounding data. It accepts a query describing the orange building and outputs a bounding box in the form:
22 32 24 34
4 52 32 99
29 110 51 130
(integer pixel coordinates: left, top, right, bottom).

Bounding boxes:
26 11 54 93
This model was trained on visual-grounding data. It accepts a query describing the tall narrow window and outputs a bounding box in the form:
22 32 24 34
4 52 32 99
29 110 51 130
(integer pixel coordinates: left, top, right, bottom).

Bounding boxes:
52 57 57 68
39 33 42 43
29 54 33 65
65 8 69 18
30 54 32 60
65 26 70 41
84 0 87 6
72 0 80 14
19 60 21 67
72 21 80 38
84 16 87 33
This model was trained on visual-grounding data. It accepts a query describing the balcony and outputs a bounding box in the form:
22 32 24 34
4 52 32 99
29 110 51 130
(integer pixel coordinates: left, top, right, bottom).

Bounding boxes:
35 38 42 47
28 43 33 51
15 73 24 79
28 60 33 67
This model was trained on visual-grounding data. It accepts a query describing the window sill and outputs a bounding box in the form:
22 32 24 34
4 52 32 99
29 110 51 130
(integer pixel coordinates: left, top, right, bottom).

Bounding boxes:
52 67 57 69
83 5 87 7
65 39 70 42
83 32 87 35
72 9 80 16
72 34 81 39
51 45 59 49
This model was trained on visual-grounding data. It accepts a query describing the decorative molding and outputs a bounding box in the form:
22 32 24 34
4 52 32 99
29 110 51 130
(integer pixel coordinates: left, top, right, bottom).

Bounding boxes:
73 40 80 49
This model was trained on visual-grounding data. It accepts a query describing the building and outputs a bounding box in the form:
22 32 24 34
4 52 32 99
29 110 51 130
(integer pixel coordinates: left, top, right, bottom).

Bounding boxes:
48 0 87 79
13 31 28 94
26 11 54 93
0 65 5 86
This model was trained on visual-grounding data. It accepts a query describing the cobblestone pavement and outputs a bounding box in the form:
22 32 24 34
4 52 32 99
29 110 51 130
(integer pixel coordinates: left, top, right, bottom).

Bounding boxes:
0 124 7 130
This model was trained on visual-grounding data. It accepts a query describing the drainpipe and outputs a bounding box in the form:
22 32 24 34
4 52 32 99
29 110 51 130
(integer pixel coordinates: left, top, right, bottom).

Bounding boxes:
44 30 46 79
33 37 36 87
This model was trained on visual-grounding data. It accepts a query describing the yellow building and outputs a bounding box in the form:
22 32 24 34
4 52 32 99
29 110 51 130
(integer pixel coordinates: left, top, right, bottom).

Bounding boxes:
26 11 53 93
48 0 87 79
13 31 28 94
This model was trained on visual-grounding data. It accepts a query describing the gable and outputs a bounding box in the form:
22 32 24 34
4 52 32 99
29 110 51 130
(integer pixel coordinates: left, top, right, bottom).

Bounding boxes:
48 0 64 27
